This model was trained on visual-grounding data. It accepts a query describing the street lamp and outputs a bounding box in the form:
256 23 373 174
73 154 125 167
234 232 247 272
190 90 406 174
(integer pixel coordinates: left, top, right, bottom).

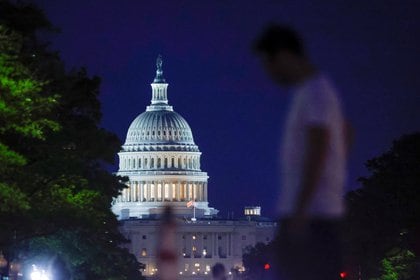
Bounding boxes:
30 265 50 280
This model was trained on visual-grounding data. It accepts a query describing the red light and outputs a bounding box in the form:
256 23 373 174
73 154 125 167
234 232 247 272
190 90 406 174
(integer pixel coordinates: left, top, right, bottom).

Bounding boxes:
264 263 270 270
339 271 347 278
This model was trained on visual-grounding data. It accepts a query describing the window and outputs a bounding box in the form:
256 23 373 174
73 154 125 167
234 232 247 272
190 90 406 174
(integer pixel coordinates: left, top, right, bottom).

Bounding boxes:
157 158 161 168
141 248 147 257
164 158 168 168
142 235 147 239
171 158 175 167
151 158 154 168
138 158 141 168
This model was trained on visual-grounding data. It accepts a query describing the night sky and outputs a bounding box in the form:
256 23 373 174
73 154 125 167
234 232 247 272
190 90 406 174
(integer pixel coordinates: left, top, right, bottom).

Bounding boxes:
33 0 420 218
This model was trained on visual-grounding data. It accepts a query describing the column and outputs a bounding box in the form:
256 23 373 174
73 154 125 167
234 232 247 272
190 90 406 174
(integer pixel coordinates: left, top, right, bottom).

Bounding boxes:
214 233 218 257
139 182 144 202
228 233 232 256
168 182 172 201
176 182 180 201
198 183 202 201
184 182 188 201
132 181 137 202
203 183 208 201
154 181 158 201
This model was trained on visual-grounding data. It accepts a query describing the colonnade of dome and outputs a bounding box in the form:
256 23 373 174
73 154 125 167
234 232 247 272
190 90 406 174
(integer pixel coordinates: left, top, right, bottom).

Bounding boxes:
115 181 208 203
119 153 201 171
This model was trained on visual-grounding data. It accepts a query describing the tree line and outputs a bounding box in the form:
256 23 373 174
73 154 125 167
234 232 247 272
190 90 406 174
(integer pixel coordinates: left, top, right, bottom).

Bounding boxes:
242 133 420 279
0 1 143 279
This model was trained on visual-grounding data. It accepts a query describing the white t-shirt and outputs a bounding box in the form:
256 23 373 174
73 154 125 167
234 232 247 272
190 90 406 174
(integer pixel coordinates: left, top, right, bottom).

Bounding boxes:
278 74 346 218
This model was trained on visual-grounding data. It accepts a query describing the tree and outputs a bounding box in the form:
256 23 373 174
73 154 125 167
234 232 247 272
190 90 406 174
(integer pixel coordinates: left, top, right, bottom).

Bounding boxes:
242 242 276 280
345 133 420 279
0 1 143 279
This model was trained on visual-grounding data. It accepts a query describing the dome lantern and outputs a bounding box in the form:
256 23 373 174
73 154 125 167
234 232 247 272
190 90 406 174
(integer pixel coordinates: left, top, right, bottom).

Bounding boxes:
150 55 169 108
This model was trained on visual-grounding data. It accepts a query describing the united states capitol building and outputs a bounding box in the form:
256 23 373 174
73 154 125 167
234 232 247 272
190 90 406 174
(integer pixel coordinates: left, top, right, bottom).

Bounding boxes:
112 56 276 279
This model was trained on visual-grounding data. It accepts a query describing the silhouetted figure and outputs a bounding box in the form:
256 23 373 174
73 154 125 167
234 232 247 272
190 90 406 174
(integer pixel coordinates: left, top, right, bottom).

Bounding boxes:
212 263 227 280
254 24 349 280
157 206 178 280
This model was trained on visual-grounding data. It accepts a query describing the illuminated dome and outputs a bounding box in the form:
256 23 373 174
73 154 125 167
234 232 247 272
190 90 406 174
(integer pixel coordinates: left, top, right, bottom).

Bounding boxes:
112 55 218 219
123 108 199 152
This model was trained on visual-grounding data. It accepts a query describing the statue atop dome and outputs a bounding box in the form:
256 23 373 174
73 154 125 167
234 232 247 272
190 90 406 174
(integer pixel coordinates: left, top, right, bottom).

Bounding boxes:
154 54 166 83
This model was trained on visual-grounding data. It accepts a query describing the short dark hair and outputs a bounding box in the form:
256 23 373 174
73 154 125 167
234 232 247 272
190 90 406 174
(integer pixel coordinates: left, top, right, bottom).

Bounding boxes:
212 263 226 278
253 24 305 57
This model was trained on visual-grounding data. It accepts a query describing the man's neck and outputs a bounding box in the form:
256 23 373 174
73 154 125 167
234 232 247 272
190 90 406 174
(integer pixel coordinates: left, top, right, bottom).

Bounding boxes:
290 60 317 86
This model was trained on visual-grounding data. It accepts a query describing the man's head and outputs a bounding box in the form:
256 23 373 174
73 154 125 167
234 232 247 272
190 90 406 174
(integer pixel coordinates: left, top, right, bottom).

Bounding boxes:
254 24 310 86
211 263 226 280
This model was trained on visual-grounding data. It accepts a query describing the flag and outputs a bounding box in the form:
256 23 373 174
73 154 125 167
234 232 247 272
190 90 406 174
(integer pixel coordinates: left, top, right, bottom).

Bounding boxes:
187 200 195 208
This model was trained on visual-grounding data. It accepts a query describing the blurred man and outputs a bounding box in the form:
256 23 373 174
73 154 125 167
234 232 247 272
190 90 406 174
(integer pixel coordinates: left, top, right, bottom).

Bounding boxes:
254 25 348 280
157 206 178 280
212 263 227 280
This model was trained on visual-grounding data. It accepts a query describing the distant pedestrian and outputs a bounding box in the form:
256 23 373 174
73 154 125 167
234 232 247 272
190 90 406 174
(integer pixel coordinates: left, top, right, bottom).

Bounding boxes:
212 263 227 280
157 206 178 280
254 24 350 280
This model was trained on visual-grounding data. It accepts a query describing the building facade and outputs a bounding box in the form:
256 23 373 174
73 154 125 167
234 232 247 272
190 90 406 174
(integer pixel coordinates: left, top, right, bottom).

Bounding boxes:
112 56 276 279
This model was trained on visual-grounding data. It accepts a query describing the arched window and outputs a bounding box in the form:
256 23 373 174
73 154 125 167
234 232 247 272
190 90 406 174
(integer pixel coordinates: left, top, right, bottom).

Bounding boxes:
138 158 141 168
144 158 148 168
164 158 168 168
128 158 131 169
132 158 135 169
178 158 181 168
189 158 192 169
171 158 175 168
151 158 155 168
157 158 161 168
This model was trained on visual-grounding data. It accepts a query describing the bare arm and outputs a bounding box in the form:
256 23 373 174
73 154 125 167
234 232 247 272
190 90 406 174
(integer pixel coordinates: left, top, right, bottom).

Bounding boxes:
294 125 329 217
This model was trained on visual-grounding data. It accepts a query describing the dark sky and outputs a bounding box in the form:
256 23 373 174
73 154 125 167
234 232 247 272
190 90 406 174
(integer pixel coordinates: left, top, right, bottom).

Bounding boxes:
33 0 420 218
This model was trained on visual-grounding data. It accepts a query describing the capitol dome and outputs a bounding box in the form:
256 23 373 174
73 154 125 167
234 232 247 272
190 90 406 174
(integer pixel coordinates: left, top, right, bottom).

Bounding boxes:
112 55 218 219
124 108 197 150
